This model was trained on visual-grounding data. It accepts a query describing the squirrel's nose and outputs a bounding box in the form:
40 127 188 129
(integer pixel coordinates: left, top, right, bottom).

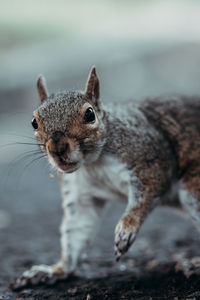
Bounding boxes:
49 131 69 157
55 143 69 156
49 142 69 157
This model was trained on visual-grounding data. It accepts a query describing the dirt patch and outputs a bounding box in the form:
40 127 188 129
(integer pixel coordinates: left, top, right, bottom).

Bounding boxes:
2 264 200 300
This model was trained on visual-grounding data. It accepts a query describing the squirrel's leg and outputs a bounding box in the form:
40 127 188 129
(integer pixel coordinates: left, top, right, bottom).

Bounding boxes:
114 191 154 260
13 173 105 289
175 171 200 277
179 170 200 226
114 166 168 261
57 172 106 274
59 195 106 274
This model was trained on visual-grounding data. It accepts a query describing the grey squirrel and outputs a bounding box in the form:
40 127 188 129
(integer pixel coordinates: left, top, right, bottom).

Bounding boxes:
14 67 200 288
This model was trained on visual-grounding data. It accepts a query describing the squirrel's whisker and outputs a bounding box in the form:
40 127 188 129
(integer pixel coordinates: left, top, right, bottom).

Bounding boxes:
21 154 47 173
3 151 46 188
5 151 45 173
0 142 45 149
1 133 37 141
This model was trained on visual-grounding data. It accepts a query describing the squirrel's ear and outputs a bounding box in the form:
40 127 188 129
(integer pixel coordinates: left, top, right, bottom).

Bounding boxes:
85 66 101 109
37 75 49 103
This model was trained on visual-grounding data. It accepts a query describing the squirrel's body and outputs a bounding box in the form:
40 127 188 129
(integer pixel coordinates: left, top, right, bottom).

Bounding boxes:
14 68 200 288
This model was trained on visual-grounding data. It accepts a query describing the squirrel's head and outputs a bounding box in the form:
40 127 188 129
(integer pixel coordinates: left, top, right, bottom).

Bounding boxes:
32 67 106 173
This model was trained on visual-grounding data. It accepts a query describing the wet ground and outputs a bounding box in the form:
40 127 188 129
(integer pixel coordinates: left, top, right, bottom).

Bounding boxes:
1 37 200 299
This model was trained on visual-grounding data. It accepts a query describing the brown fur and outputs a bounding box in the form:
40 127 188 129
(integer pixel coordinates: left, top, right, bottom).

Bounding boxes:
141 96 200 176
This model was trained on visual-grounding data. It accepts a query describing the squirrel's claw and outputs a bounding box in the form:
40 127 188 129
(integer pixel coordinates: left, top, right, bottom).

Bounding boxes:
114 219 137 260
174 255 200 278
114 245 122 261
10 264 68 290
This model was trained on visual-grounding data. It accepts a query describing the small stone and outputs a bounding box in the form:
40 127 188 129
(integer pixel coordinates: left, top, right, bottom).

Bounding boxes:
119 264 127 271
20 289 33 295
68 287 78 294
146 259 159 270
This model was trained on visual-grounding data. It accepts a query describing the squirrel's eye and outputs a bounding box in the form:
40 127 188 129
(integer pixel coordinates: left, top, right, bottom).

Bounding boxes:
84 107 95 124
32 118 38 130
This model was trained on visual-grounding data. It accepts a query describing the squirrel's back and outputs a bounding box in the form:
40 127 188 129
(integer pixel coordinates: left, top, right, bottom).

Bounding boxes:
140 95 200 175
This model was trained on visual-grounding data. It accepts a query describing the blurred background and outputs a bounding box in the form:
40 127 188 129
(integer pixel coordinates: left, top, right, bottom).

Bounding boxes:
1 0 200 296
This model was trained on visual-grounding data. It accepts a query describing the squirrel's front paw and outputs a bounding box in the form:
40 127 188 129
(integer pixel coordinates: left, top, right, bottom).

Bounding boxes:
11 263 68 290
114 218 137 261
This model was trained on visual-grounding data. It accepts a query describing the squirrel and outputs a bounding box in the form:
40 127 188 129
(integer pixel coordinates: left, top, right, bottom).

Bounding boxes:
14 66 200 288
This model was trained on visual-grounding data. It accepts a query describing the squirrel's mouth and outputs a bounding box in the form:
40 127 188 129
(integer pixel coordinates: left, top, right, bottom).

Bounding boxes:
47 149 80 173
56 157 79 173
